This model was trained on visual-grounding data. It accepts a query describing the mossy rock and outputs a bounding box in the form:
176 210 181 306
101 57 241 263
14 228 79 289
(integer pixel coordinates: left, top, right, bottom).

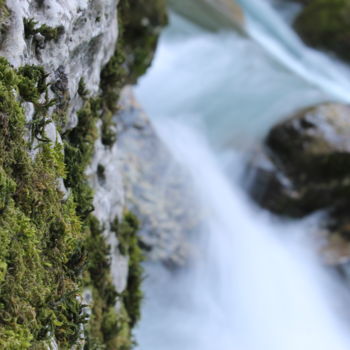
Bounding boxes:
0 0 10 44
119 0 168 83
249 103 350 219
294 0 350 61
0 0 167 347
0 57 87 349
266 103 350 183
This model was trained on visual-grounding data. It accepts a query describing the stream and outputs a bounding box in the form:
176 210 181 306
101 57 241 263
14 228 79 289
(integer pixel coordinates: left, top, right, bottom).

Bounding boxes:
134 1 350 349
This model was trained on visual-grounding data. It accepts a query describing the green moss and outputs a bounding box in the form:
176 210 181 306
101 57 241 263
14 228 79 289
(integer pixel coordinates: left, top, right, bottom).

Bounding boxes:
0 0 7 12
24 18 64 42
83 212 143 350
98 0 168 147
0 0 167 348
112 212 143 329
294 0 350 61
17 65 48 102
0 0 10 42
83 217 122 350
60 83 126 349
78 78 89 99
118 0 168 84
64 98 100 219
0 58 86 348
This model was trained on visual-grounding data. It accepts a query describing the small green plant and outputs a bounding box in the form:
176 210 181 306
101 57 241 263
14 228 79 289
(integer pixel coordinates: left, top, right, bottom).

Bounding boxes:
24 18 63 41
0 57 86 349
112 212 144 328
78 78 89 99
0 0 10 41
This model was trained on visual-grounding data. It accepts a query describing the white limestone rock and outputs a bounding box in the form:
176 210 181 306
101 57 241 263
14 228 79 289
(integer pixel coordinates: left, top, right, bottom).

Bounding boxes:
1 0 118 126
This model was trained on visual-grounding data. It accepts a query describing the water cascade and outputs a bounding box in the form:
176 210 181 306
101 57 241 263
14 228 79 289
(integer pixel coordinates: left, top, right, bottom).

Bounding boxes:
237 0 350 102
134 1 350 349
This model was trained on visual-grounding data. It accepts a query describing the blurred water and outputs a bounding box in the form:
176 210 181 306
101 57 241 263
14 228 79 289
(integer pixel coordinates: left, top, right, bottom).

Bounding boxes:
136 121 350 350
134 2 350 349
238 0 350 103
135 14 330 149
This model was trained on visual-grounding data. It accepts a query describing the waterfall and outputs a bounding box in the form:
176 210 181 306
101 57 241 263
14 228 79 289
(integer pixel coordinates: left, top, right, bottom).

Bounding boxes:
134 1 350 349
237 0 350 102
137 121 350 350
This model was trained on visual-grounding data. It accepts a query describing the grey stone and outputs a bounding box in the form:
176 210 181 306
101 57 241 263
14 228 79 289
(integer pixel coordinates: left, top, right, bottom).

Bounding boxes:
116 87 201 268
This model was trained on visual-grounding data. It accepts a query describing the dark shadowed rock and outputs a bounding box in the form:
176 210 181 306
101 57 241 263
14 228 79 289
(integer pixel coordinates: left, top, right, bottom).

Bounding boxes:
247 104 350 261
294 0 350 62
247 103 350 264
249 103 350 216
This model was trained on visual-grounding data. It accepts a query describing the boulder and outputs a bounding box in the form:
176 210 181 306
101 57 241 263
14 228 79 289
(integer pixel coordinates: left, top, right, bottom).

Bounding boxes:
294 0 350 62
249 103 350 215
248 103 350 264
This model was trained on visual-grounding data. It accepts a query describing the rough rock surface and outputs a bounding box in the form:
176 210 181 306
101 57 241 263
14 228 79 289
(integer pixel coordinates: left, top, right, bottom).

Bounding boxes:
248 103 350 264
2 0 117 96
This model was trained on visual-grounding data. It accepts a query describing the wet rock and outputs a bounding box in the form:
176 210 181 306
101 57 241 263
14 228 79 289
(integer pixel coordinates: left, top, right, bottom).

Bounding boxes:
248 103 350 264
293 0 350 62
246 151 303 216
267 103 350 183
249 103 350 228
249 104 350 216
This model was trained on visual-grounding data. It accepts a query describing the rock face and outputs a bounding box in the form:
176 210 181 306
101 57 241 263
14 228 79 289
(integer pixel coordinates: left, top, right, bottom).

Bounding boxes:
293 0 350 62
2 0 118 107
248 103 350 263
0 0 167 349
116 88 200 268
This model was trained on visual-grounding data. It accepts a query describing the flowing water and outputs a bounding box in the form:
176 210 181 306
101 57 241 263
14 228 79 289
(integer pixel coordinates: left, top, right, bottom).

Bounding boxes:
133 1 350 348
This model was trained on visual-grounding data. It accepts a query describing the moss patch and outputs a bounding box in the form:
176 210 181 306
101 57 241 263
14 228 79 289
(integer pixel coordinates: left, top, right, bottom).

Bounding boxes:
24 18 64 42
83 213 143 350
0 58 86 348
112 212 143 329
99 0 168 147
0 0 167 348
0 0 10 44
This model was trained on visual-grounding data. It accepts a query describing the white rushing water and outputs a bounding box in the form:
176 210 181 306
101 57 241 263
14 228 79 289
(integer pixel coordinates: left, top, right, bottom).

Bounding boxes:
137 121 350 350
134 1 350 349
238 0 350 102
